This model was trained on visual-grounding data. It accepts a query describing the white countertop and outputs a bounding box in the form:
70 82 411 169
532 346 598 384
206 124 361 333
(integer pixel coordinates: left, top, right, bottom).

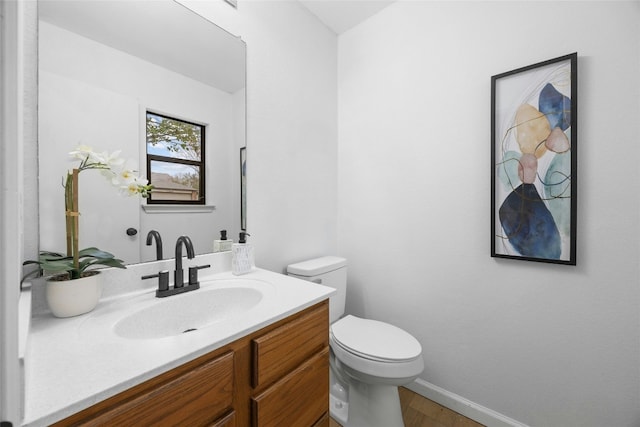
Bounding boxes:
23 267 334 426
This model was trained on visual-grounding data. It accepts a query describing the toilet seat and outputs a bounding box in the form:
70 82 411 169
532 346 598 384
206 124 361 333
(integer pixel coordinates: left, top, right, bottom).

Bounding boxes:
331 315 422 363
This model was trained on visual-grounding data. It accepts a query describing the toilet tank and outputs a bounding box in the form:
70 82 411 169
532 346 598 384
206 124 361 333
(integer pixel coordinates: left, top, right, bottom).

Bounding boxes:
287 256 347 323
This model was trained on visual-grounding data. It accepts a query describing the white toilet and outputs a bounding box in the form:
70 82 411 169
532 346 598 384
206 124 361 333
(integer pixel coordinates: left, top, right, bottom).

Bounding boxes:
287 256 424 427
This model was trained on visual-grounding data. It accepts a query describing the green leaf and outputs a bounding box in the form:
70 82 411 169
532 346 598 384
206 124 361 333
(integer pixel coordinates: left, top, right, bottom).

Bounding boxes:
39 259 75 272
24 247 127 278
78 247 116 259
87 258 126 269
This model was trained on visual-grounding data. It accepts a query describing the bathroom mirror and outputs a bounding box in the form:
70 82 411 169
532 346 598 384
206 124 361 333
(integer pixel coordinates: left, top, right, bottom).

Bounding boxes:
37 0 246 264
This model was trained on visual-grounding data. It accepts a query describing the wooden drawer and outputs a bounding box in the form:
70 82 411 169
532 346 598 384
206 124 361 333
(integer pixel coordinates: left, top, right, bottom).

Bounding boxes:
312 412 330 427
252 301 328 388
210 411 236 427
55 351 235 427
251 347 329 426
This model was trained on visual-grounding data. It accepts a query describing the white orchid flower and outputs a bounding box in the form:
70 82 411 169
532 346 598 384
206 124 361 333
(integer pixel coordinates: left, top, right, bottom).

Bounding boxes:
122 182 141 196
67 145 152 198
69 145 94 161
118 169 136 182
88 150 107 165
99 168 117 183
134 176 149 186
90 150 123 168
104 150 125 168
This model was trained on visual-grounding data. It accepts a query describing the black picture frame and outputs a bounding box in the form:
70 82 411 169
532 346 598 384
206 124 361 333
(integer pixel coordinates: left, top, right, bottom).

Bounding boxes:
491 53 577 265
240 146 247 231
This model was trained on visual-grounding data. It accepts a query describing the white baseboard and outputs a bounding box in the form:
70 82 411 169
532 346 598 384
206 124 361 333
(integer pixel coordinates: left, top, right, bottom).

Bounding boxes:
405 378 529 427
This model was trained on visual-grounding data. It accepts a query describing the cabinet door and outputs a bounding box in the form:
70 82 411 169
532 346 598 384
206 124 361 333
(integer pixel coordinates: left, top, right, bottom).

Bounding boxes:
252 347 329 427
252 302 328 389
58 351 235 427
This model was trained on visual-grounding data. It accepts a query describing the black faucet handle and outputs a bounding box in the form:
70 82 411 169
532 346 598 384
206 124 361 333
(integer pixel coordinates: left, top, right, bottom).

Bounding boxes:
141 270 170 292
188 264 211 287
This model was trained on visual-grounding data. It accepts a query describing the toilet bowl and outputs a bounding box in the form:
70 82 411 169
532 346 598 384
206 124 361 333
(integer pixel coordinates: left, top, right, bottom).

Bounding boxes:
287 256 424 427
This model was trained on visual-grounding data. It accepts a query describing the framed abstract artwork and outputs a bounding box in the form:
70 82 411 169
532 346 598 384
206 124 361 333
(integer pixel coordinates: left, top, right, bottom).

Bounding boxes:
491 53 577 265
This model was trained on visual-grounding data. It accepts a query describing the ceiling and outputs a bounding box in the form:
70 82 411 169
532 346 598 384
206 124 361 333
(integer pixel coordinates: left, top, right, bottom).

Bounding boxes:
299 0 396 34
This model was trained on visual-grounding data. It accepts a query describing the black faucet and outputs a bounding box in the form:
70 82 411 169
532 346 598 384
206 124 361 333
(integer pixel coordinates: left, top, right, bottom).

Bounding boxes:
145 230 163 260
174 235 195 288
142 235 210 298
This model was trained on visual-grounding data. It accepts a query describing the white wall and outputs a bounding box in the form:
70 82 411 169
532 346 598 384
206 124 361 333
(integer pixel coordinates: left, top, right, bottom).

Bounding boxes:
185 0 339 272
244 1 338 272
338 1 640 426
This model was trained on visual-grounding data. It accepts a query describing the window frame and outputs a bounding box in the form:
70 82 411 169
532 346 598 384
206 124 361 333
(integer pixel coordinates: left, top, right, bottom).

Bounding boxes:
145 111 206 205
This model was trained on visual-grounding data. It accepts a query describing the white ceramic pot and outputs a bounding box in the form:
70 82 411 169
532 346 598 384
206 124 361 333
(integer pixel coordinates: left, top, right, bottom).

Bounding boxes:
45 271 103 318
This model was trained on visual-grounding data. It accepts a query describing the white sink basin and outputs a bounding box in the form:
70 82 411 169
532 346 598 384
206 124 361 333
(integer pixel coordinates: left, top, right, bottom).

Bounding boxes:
79 278 274 340
115 286 263 339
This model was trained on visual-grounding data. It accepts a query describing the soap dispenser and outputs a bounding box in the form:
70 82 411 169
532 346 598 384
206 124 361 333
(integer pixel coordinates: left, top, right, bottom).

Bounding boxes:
232 232 254 275
213 229 233 252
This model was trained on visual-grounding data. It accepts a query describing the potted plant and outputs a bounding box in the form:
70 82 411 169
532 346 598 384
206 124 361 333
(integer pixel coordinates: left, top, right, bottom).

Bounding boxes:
25 146 152 317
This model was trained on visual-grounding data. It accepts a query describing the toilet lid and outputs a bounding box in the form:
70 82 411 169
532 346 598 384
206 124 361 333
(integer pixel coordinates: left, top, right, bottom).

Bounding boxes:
331 315 422 362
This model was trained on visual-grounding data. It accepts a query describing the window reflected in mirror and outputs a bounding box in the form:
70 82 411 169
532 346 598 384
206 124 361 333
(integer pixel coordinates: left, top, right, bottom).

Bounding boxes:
146 111 206 204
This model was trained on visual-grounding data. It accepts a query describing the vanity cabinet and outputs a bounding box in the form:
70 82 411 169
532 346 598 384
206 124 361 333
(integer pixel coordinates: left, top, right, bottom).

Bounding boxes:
251 302 330 426
52 300 329 427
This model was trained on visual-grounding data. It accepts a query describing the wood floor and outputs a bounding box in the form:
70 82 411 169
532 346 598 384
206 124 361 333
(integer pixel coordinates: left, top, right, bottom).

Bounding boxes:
329 387 485 427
